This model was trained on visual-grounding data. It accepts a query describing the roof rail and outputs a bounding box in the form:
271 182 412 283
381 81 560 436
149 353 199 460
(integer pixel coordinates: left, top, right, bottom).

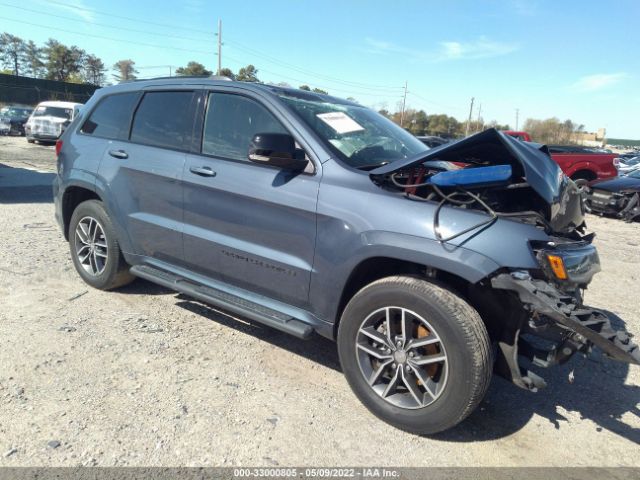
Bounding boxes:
127 75 233 82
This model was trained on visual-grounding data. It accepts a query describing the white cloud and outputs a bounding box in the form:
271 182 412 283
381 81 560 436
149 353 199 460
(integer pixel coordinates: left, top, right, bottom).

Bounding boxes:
571 73 628 92
438 37 518 60
37 0 96 22
363 36 518 62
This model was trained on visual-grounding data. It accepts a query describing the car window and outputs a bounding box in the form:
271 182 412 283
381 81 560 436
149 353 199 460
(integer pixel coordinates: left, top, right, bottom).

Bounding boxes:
33 106 72 120
202 93 288 161
130 91 194 150
80 93 138 140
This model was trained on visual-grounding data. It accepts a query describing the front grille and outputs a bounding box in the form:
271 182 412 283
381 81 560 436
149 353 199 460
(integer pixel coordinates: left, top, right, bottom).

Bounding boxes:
31 119 61 136
590 189 612 201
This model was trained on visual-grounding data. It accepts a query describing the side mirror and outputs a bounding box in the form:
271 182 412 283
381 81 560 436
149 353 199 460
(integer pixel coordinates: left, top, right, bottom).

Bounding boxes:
248 133 308 171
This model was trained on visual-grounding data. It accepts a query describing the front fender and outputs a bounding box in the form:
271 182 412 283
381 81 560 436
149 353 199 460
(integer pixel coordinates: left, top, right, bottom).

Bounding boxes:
309 228 503 325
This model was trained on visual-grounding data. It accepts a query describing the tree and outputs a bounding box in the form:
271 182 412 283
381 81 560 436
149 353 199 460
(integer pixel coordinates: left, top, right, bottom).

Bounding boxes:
113 59 138 82
43 39 85 82
312 87 328 94
0 33 26 75
522 117 584 144
218 67 235 80
23 40 44 78
299 84 311 91
83 54 106 85
175 61 212 76
236 64 259 82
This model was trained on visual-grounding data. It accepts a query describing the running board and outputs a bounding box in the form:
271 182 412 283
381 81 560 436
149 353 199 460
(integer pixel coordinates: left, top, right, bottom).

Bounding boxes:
130 264 314 339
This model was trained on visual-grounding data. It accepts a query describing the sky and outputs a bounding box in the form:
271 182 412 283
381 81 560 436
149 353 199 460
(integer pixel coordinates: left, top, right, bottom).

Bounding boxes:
2 0 639 138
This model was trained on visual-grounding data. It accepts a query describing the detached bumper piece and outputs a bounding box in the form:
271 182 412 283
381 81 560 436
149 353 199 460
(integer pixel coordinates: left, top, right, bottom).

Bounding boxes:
491 272 639 391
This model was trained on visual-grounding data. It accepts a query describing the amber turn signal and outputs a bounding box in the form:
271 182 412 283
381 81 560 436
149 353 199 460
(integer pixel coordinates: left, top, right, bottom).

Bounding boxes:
546 254 568 280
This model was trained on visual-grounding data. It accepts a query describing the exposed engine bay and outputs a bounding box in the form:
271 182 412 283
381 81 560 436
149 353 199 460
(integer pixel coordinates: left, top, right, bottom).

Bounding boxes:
370 128 585 240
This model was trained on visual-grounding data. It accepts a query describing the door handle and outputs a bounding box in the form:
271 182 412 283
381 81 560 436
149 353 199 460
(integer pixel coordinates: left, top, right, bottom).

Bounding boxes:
189 166 217 177
108 149 128 159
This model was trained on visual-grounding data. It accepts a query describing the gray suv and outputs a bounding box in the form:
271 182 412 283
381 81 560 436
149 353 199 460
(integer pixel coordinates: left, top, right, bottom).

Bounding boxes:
53 77 639 434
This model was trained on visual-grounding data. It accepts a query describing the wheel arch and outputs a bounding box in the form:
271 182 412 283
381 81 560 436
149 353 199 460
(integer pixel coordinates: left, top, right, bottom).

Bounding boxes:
570 168 598 181
61 184 102 240
332 255 494 339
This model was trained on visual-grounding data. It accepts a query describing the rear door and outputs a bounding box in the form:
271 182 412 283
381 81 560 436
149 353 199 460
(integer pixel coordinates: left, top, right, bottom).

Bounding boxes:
182 90 320 308
96 89 197 265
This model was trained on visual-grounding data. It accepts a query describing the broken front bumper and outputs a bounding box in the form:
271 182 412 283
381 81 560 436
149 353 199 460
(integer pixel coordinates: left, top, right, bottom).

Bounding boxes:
490 272 639 391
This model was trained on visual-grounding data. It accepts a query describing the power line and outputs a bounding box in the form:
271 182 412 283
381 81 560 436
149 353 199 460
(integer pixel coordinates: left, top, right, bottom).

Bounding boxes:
222 54 399 98
406 91 464 112
45 0 212 35
0 16 215 55
3 1 405 95
224 39 404 92
0 3 213 43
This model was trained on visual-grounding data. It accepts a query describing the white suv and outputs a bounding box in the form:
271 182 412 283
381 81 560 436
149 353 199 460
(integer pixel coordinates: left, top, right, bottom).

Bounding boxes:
25 100 83 144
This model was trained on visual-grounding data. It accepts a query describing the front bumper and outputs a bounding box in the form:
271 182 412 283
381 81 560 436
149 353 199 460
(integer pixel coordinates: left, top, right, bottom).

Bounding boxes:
491 272 638 390
27 132 61 141
586 189 625 214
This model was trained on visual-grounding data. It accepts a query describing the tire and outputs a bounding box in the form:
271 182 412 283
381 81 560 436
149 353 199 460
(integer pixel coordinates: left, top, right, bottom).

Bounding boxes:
27 138 35 143
337 275 492 435
68 199 134 290
572 178 589 189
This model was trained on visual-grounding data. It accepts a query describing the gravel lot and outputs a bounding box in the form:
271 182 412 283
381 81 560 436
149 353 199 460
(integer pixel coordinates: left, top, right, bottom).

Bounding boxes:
0 135 638 467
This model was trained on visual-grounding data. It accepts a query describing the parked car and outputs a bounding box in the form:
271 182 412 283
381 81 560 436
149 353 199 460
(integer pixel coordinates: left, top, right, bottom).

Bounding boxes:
617 156 640 175
0 105 33 136
25 101 83 143
503 130 532 142
417 135 449 148
53 79 639 434
586 169 640 222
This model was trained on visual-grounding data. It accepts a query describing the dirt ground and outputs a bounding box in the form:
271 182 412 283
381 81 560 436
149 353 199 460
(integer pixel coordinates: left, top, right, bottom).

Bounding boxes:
0 135 638 467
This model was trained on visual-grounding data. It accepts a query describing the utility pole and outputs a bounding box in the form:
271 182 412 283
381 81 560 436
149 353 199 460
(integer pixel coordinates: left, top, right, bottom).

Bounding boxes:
465 97 475 136
217 19 222 75
476 103 482 132
515 108 519 130
400 80 408 127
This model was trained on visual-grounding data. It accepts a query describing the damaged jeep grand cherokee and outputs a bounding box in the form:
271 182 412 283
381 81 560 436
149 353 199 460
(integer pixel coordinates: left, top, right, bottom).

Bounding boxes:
54 79 639 435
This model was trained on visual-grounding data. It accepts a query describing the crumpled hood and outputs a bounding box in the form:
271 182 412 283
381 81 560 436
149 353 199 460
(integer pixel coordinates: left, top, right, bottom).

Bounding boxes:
370 128 584 233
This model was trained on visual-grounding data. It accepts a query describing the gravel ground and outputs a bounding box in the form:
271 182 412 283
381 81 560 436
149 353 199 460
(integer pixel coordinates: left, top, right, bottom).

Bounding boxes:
0 135 638 467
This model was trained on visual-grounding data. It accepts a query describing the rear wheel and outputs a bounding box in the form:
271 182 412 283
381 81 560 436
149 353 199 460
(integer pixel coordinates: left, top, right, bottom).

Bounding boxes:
69 200 134 290
337 276 492 435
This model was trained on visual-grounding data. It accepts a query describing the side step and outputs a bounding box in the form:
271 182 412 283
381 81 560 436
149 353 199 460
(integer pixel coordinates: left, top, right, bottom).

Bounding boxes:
130 264 314 339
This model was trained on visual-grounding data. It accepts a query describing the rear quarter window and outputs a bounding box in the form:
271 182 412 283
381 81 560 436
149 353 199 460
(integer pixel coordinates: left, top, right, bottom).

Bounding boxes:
130 91 194 150
80 93 139 140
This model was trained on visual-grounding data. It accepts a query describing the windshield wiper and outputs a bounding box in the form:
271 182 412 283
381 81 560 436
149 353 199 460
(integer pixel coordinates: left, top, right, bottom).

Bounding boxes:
354 162 390 171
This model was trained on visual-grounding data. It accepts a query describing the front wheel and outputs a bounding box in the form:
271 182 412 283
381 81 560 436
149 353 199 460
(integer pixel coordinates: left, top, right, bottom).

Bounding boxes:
337 276 492 435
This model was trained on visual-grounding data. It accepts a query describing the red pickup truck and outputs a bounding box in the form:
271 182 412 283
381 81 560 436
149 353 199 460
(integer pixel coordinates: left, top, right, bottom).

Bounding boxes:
503 131 618 186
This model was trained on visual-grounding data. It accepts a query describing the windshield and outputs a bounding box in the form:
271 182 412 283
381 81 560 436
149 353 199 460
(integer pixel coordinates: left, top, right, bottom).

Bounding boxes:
33 106 73 120
0 107 32 118
278 93 428 169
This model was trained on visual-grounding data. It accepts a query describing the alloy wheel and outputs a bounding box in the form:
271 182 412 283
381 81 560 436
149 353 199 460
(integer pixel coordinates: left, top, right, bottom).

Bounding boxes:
355 306 448 409
74 216 108 276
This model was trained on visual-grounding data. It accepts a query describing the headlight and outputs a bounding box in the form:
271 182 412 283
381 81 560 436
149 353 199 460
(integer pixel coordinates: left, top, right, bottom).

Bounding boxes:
537 243 601 286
